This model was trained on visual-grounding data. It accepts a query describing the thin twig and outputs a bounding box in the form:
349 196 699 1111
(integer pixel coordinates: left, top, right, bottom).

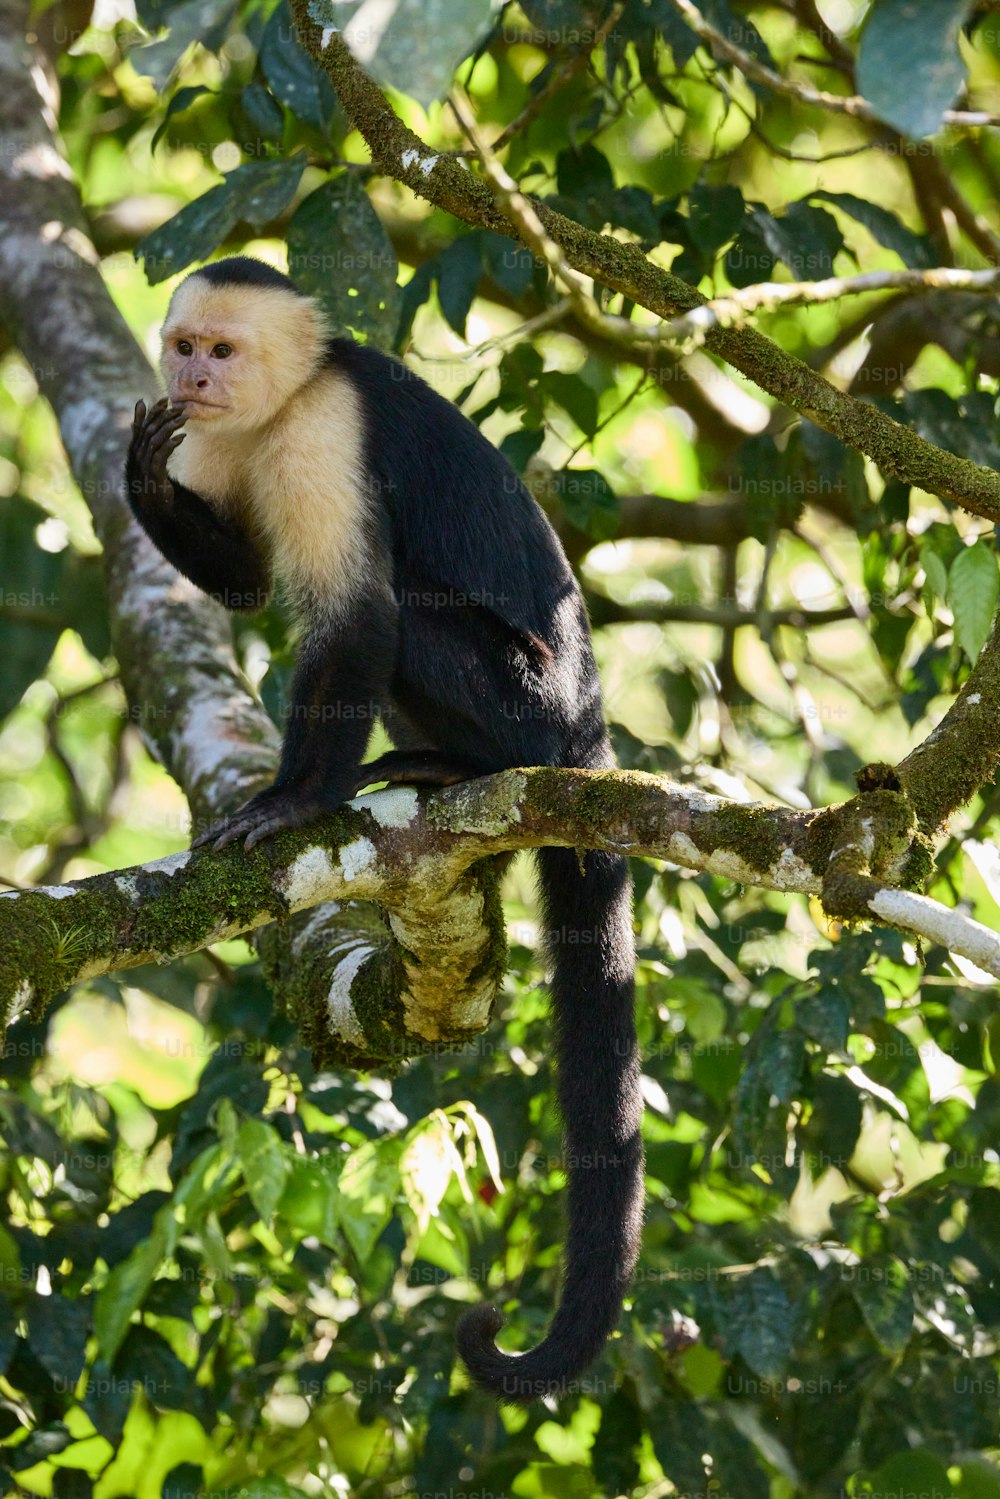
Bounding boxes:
490 2 624 153
668 0 1000 130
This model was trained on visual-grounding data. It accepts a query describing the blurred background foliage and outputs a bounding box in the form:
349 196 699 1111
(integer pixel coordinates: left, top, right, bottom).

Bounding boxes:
3 0 1000 1494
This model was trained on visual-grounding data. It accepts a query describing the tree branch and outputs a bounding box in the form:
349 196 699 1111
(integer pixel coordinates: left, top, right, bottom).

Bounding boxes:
6 770 1000 1045
294 16 1000 523
667 0 1000 131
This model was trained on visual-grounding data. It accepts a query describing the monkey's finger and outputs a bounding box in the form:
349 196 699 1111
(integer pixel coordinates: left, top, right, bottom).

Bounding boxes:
192 812 258 850
242 822 279 852
147 419 184 456
132 399 147 430
191 821 229 849
211 824 249 851
145 403 186 439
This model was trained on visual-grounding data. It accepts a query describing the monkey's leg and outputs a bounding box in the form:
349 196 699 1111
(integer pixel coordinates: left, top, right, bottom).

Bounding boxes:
195 588 398 851
353 750 481 793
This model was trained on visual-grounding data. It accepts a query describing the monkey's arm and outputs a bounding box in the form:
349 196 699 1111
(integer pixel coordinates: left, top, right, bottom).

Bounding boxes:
125 400 270 612
197 585 398 850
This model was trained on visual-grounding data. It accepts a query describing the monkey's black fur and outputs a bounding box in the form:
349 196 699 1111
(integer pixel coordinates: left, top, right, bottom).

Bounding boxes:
125 259 643 1402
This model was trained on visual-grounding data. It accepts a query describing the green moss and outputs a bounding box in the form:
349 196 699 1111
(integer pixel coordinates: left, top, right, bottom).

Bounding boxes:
0 890 121 1024
131 849 285 956
428 770 528 837
1 844 290 1035
462 856 509 993
821 870 881 924
799 808 842 876
695 803 787 872
271 857 507 1072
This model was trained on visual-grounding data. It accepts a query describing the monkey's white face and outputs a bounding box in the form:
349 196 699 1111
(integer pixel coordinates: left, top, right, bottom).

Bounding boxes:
161 332 240 421
160 278 327 433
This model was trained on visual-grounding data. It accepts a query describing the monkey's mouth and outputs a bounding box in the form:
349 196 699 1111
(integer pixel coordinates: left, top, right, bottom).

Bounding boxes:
175 398 226 414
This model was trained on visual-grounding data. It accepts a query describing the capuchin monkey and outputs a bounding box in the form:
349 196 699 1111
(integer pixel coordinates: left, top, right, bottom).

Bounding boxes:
125 255 643 1404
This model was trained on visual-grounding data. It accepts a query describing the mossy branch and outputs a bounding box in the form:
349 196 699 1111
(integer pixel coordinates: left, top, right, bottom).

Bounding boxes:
895 617 1000 835
5 769 1000 1057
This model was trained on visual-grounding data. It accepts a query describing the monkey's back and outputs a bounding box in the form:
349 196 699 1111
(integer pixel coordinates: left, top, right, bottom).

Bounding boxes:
324 338 609 770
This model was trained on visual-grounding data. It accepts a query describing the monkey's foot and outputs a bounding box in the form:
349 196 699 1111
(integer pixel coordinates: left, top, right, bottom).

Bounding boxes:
192 788 336 853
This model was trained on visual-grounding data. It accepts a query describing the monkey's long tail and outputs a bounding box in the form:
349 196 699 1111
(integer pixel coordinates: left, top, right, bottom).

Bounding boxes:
456 845 643 1403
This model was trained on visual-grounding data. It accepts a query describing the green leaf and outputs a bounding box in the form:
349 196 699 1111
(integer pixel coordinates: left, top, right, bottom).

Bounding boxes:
163 1466 204 1499
725 1267 792 1378
260 0 336 131
550 467 619 541
734 1027 805 1156
948 541 999 663
7 1424 72 1472
94 1214 172 1362
687 182 745 256
435 234 484 338
552 143 619 230
806 1074 863 1173
400 1112 467 1236
151 84 213 151
0 1227 22 1308
684 987 726 1044
288 176 401 346
592 1387 643 1495
338 1138 402 1261
726 202 842 287
171 1143 236 1225
278 1155 341 1244
240 80 285 143
858 0 971 139
308 0 492 107
869 1450 952 1499
26 1293 90 1388
498 428 544 473
138 157 306 282
902 389 1000 470
956 1458 1000 1499
135 187 230 283
0 1300 16 1379
52 1472 94 1499
129 0 236 89
520 0 587 34
809 190 935 268
797 989 849 1053
116 1326 192 1410
643 1397 712 1497
64 554 111 663
482 233 534 297
237 1119 291 1225
850 1254 914 1354
540 371 599 438
922 547 949 602
0 495 64 720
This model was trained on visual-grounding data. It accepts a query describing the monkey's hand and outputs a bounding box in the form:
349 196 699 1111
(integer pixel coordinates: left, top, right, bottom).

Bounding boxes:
192 786 341 853
126 398 187 510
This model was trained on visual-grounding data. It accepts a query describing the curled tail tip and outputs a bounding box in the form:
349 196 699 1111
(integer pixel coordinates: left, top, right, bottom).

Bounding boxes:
456 1305 575 1404
456 1304 514 1395
457 1302 505 1356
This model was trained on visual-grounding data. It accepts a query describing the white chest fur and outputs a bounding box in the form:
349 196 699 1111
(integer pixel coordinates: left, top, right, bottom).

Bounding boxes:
167 367 369 608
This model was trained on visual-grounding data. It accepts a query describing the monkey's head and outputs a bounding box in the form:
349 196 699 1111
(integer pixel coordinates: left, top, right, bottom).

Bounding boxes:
160 258 327 431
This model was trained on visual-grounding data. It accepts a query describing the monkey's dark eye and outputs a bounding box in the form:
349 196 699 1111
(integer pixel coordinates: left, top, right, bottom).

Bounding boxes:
211 343 233 359
176 339 193 355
